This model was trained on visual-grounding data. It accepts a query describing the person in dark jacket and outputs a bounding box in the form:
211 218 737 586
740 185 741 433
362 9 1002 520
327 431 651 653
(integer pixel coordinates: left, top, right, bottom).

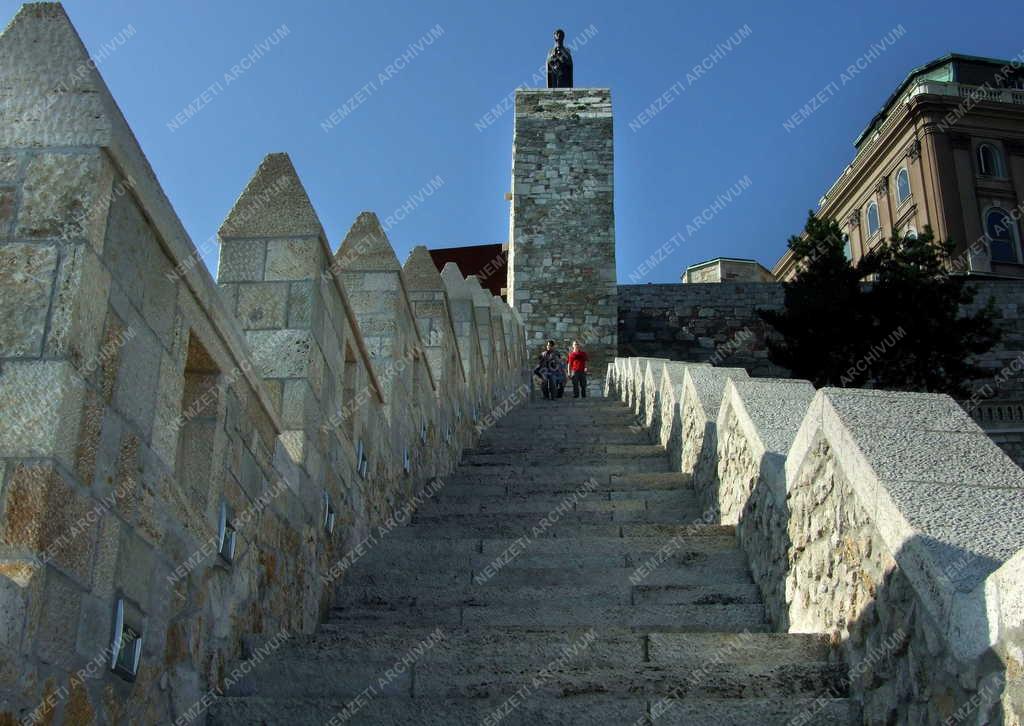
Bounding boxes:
535 340 565 400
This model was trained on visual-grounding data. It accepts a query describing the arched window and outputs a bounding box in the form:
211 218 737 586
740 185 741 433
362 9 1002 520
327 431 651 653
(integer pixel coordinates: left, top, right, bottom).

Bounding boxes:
842 233 852 261
984 206 1020 263
904 225 918 240
978 143 1005 177
895 168 911 205
866 201 880 237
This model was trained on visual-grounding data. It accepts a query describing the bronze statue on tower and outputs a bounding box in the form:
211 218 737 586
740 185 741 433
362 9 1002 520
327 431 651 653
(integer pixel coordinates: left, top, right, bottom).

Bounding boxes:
547 29 573 88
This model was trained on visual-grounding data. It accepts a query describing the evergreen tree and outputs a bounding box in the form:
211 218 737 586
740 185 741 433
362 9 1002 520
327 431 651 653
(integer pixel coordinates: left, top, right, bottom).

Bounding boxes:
759 214 999 396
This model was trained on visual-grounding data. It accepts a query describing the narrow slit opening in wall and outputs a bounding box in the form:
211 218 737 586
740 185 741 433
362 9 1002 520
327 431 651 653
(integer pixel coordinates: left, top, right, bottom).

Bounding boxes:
176 332 222 511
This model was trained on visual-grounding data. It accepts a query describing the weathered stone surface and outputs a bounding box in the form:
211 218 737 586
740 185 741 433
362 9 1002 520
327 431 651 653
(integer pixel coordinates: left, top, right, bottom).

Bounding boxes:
17 151 112 246
219 153 324 238
236 282 288 328
0 242 57 356
218 239 266 282
509 89 617 384
0 360 84 466
265 238 321 281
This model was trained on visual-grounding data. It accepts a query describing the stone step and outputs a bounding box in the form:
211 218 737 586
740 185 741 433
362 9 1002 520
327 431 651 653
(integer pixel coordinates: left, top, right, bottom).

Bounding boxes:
261 626 831 667
463 443 664 461
434 472 692 498
417 489 696 515
335 580 763 609
344 560 755 591
349 534 742 568
389 521 730 540
327 602 768 631
407 506 710 528
477 427 649 445
209 695 858 726
456 457 669 477
228 651 845 700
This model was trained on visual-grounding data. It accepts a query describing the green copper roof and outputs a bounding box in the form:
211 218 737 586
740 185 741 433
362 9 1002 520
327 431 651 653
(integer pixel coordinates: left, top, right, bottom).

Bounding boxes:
853 53 1017 148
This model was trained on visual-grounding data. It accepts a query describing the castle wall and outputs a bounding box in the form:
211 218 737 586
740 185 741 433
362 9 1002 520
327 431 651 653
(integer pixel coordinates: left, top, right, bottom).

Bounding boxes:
509 89 617 380
0 7 526 723
610 358 1024 724
618 279 1024 464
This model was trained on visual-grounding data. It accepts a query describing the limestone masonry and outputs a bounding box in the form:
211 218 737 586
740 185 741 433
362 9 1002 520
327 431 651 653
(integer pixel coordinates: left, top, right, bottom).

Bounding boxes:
2 4 1024 726
509 88 617 380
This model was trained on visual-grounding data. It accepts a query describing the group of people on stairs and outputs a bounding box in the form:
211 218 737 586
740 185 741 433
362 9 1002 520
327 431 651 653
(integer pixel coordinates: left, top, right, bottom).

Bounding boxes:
533 339 590 400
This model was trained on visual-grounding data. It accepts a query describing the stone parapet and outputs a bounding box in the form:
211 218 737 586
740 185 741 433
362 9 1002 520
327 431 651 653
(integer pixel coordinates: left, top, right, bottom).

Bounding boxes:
610 355 1024 724
0 6 525 723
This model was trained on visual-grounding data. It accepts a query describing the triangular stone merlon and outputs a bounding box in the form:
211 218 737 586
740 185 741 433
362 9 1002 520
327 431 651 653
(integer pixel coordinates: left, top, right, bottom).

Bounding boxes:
0 4 284 433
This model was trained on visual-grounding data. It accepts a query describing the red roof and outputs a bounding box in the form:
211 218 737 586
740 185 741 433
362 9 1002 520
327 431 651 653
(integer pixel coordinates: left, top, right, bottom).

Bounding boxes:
428 243 508 299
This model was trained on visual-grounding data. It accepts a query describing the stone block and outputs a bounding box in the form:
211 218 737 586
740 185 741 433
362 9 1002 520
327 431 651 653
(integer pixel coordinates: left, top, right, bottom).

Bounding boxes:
17 151 113 249
91 513 120 600
33 570 82 669
111 323 161 439
0 186 15 236
246 329 311 378
218 239 266 282
0 242 58 356
281 378 311 430
0 360 84 466
1 462 99 585
265 238 321 281
115 532 156 611
237 282 288 329
48 244 112 369
0 566 27 653
287 281 314 328
75 592 113 660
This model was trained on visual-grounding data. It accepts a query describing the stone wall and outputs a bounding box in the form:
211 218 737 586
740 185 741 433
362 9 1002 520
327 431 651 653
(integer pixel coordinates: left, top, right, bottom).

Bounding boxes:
618 279 1024 465
617 283 785 378
0 6 526 724
608 356 1024 724
619 279 1024 396
509 88 617 381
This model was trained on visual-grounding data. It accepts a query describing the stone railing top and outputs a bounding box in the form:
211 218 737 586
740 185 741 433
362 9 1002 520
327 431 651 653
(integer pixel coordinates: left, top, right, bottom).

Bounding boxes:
788 387 1024 659
659 361 707 401
0 4 284 432
681 365 751 422
722 378 816 464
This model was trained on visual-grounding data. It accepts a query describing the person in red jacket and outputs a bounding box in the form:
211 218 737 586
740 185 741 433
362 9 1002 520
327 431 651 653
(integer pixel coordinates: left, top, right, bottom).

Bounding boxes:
567 340 589 398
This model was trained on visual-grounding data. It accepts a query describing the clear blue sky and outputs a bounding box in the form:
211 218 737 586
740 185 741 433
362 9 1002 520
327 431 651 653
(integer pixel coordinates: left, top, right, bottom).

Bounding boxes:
14 0 1024 282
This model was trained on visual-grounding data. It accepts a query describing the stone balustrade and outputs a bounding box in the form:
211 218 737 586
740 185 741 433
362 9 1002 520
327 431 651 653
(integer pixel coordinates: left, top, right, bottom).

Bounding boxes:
607 356 1024 724
0 5 526 723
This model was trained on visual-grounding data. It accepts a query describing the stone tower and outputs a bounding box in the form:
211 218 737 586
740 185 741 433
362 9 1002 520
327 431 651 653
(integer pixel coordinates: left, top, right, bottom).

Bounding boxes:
508 88 617 381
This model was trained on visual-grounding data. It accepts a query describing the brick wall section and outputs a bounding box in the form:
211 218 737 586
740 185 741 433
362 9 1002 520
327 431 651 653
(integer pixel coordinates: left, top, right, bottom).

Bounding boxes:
509 88 617 380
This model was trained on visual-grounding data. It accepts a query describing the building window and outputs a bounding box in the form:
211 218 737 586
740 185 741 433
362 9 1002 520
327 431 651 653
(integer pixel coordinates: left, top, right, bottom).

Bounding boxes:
978 143 1005 178
904 225 918 240
866 201 881 238
984 206 1021 263
895 168 911 205
842 233 852 261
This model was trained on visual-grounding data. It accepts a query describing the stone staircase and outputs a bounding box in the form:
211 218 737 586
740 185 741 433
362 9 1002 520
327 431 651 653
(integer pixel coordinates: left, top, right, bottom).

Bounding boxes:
209 398 858 725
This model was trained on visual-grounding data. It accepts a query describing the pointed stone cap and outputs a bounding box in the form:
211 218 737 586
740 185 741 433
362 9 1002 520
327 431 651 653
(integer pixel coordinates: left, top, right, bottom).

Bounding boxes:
403 245 445 291
335 212 401 272
0 3 113 147
219 153 323 239
440 262 471 299
465 275 492 307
